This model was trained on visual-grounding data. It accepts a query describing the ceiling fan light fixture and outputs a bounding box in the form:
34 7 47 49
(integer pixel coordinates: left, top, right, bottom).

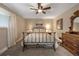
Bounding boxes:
30 3 51 14
38 9 42 13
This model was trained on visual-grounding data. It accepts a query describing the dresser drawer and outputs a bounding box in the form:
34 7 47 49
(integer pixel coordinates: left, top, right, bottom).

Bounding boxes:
63 38 79 48
63 34 78 42
63 43 78 55
64 42 77 50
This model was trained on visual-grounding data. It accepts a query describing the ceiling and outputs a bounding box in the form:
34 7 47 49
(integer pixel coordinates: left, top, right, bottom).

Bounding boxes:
3 3 78 19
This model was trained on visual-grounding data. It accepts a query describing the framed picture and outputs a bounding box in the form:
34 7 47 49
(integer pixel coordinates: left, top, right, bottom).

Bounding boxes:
56 18 63 30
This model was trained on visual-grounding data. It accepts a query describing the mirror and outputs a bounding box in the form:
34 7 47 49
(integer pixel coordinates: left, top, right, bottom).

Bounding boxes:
73 17 79 32
69 10 79 32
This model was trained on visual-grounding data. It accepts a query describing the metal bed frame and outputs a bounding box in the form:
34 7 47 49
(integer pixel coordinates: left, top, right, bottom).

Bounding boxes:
22 29 56 52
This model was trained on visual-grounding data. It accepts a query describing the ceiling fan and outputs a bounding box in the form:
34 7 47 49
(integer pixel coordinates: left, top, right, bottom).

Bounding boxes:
30 3 51 14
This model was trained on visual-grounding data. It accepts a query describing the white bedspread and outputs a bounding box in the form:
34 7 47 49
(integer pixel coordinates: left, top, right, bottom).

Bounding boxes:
25 33 54 42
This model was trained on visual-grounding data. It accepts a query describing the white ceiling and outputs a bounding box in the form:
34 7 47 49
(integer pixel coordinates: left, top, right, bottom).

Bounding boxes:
3 3 78 19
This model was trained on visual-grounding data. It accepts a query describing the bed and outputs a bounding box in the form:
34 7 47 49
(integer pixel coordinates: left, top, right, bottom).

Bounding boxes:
22 25 58 52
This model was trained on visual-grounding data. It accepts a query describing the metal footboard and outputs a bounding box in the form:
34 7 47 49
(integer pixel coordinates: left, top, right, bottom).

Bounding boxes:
22 32 56 51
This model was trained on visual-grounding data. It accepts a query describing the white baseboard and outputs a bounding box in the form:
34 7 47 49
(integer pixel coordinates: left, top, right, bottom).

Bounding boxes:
0 47 8 55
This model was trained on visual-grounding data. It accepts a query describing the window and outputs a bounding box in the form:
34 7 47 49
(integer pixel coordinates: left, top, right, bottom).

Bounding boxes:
0 13 9 28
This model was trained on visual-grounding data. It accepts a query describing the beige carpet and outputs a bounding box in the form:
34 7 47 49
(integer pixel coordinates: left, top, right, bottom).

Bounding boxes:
1 43 73 56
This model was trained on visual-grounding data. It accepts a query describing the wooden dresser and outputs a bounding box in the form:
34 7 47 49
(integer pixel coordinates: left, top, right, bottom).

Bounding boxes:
62 33 79 55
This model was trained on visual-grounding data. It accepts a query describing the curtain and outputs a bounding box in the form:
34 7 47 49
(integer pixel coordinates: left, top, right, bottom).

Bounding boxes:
8 14 17 47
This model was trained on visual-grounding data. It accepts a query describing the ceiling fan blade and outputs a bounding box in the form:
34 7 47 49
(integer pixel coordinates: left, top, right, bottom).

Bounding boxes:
42 11 46 14
30 8 37 10
38 3 41 9
43 7 51 10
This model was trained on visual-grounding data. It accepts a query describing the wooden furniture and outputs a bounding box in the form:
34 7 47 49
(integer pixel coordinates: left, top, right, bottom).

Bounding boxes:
62 33 79 56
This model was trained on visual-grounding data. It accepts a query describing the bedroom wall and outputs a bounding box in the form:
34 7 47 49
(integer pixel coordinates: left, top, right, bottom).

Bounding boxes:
24 18 54 31
53 4 79 37
15 15 25 42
